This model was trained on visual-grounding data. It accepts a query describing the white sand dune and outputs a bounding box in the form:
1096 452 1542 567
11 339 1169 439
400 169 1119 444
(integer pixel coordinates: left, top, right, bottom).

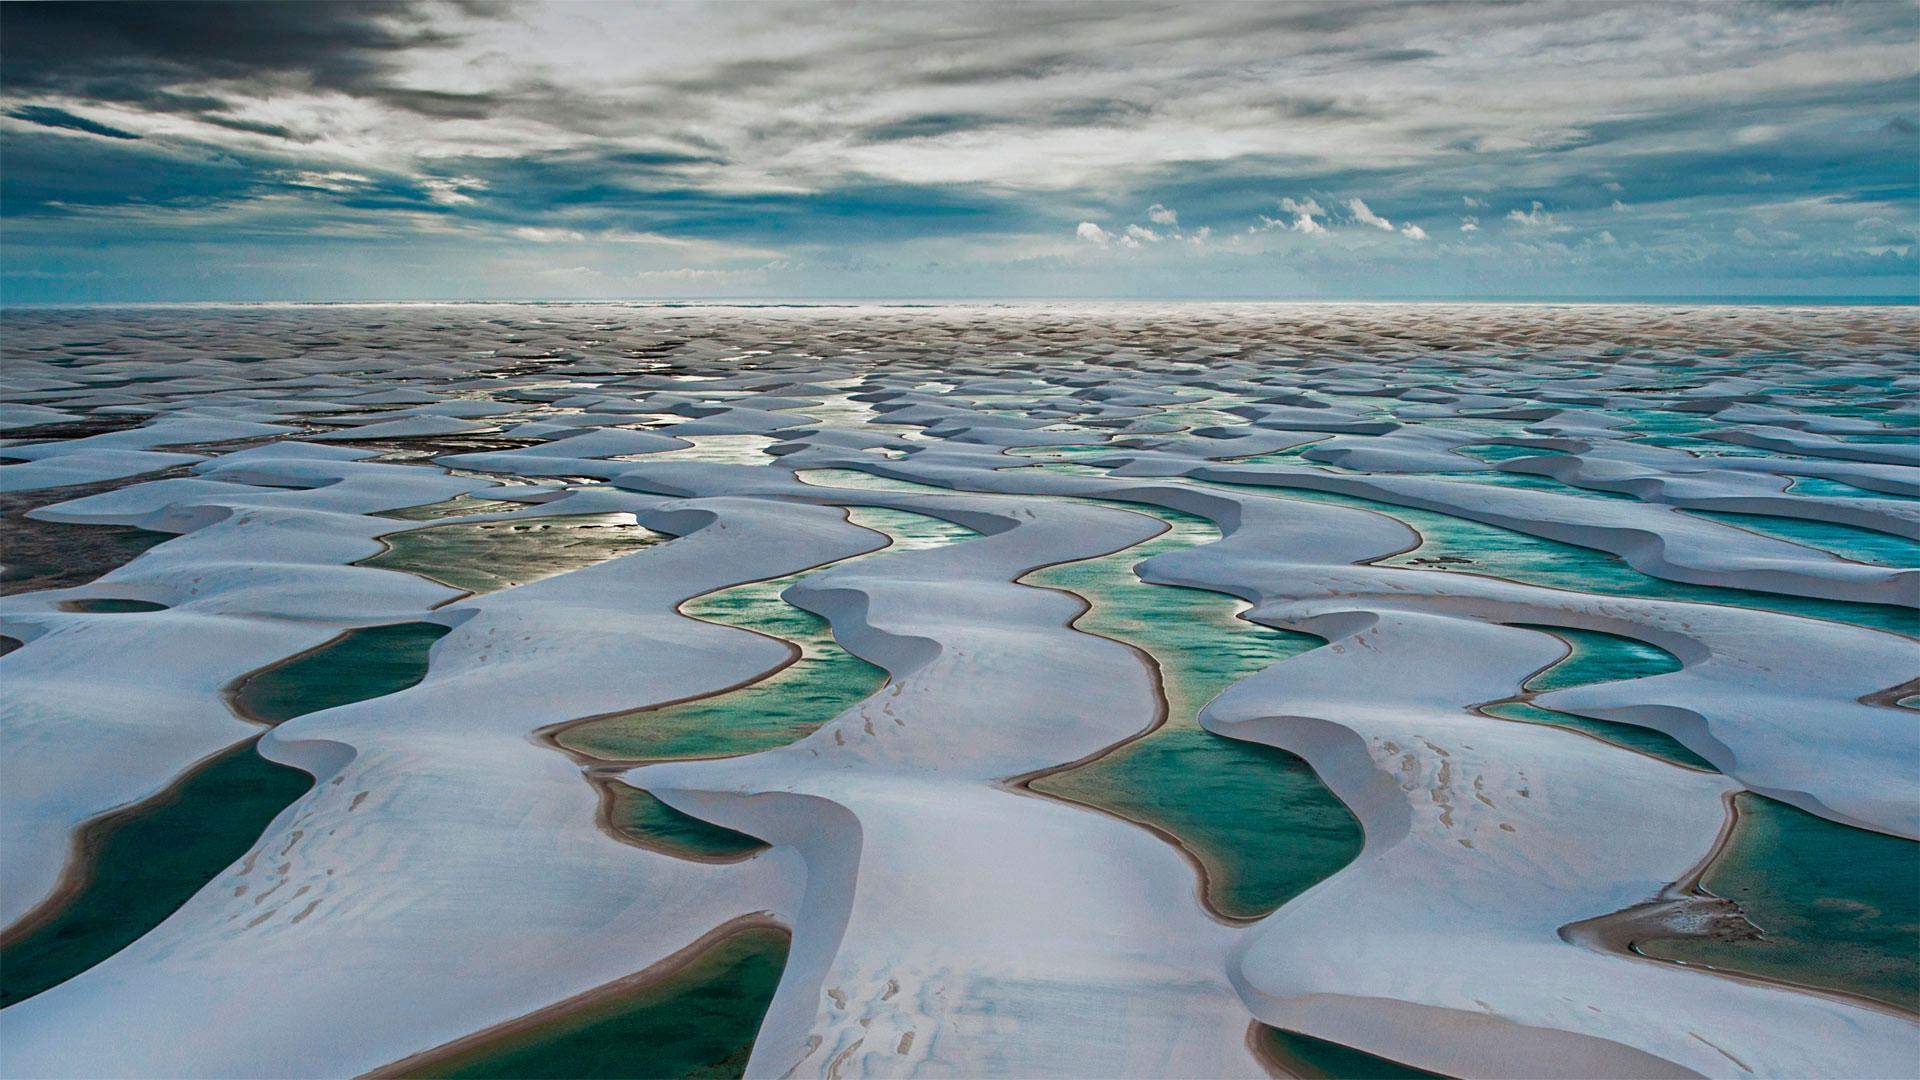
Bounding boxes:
1 304 1914 1079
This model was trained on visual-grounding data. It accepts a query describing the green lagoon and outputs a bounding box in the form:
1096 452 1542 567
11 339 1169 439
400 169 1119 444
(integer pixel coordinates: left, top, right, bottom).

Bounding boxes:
1025 507 1362 920
602 784 768 862
1254 1025 1447 1080
805 465 1367 918
559 507 972 763
233 622 448 724
1484 625 1713 770
1683 509 1919 568
414 925 791 1079
0 741 312 1007
2 620 456 1005
1645 793 1919 1013
60 597 166 613
1200 477 1918 638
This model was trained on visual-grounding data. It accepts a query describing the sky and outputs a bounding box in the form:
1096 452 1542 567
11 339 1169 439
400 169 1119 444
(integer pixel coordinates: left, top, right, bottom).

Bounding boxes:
2 0 1916 303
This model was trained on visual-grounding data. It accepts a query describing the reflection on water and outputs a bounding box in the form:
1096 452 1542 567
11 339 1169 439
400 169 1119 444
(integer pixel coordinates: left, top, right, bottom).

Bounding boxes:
365 513 666 595
638 434 777 465
377 494 530 521
0 523 171 597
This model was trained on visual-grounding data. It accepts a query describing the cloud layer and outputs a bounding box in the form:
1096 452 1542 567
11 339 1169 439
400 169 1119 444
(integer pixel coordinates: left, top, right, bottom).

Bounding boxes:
3 0 1915 300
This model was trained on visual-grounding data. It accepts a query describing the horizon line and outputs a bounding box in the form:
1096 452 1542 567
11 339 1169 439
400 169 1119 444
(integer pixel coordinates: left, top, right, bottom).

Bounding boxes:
7 294 1918 310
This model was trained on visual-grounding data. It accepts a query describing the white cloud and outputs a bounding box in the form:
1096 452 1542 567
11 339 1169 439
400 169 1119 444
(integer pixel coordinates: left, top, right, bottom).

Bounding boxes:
1602 181 1625 193
1592 229 1617 244
1462 195 1488 209
1265 196 1326 234
1611 199 1627 211
420 177 486 206
1507 200 1554 227
1460 216 1480 232
1400 222 1428 240
1346 197 1394 230
284 171 374 193
1080 207 1204 248
512 226 589 243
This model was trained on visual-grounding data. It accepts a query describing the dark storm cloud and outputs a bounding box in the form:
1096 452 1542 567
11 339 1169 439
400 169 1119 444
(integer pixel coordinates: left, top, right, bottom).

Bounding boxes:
1 1 445 87
0 1 492 118
201 116 305 141
1048 99 1154 127
910 54 1081 87
370 88 506 121
7 105 142 140
859 100 1151 143
604 149 727 168
1365 48 1443 63
656 57 820 97
1257 96 1378 121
